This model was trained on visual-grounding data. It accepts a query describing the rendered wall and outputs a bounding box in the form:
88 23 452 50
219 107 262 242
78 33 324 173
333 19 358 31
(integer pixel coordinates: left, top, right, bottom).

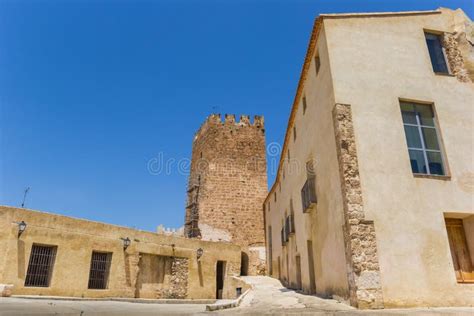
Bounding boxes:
324 9 474 307
265 25 350 300
0 206 241 300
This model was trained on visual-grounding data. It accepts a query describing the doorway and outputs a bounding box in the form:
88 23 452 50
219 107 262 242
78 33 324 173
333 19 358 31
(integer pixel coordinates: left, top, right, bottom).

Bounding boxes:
216 260 226 299
307 240 316 293
240 252 249 276
296 255 302 290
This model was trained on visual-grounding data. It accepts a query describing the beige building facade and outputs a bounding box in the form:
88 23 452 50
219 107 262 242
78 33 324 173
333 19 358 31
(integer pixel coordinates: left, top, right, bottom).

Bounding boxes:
0 206 248 300
264 8 474 309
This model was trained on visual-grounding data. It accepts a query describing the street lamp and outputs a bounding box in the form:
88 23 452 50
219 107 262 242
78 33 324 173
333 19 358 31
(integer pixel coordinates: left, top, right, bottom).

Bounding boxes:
196 248 204 261
17 221 27 238
121 237 131 250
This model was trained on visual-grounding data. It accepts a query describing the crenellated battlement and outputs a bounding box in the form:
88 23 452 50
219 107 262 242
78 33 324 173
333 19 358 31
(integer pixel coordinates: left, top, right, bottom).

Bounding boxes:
193 113 265 142
203 113 264 127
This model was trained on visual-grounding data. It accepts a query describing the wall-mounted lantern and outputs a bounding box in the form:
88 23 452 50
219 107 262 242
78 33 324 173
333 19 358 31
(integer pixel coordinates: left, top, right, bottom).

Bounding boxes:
121 237 131 250
196 248 204 261
17 221 27 238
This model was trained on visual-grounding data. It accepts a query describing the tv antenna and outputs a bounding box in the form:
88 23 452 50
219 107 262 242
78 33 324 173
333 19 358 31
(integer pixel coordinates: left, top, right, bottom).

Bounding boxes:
21 187 30 208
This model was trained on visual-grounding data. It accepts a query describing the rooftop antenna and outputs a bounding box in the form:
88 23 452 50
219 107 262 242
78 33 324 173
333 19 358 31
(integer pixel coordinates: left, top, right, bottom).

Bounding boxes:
21 187 30 208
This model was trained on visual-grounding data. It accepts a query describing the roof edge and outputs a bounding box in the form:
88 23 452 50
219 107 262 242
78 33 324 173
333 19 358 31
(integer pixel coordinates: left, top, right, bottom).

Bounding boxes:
320 10 441 19
264 17 323 204
264 9 444 206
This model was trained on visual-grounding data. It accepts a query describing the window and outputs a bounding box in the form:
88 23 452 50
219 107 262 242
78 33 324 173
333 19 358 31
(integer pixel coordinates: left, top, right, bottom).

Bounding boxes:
88 251 112 289
303 96 307 115
25 244 57 287
284 216 291 239
274 191 277 202
288 211 295 235
281 226 285 246
301 160 317 212
425 32 449 74
314 55 321 75
287 150 291 161
293 126 297 141
400 102 445 176
445 217 474 283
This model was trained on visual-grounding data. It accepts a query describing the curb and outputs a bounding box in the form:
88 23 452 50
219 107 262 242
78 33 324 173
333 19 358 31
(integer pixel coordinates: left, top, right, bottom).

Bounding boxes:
11 295 215 305
205 288 251 311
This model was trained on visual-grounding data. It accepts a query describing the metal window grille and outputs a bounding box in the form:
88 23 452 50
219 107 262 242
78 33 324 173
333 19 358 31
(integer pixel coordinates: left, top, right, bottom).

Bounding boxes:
284 217 290 242
315 55 321 74
25 244 57 287
281 227 285 246
88 252 112 289
289 212 295 234
301 177 317 212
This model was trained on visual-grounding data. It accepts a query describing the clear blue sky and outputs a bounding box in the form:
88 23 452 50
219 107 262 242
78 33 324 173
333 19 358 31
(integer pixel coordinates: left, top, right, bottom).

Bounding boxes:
1 0 472 231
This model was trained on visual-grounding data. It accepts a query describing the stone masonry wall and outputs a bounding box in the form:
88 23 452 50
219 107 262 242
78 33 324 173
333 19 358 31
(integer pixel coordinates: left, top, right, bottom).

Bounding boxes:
442 33 472 83
159 257 189 299
184 114 267 274
332 103 384 309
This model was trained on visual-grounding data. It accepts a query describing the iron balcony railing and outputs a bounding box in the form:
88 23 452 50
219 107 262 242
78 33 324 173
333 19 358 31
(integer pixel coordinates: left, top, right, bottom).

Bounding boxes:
281 227 285 246
301 176 317 212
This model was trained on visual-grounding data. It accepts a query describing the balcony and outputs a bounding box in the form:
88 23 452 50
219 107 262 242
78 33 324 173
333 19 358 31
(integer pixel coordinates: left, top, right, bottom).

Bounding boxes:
301 177 317 213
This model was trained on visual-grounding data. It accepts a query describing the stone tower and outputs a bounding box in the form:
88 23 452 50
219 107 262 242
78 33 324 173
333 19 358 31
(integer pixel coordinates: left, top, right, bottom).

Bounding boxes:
185 114 267 275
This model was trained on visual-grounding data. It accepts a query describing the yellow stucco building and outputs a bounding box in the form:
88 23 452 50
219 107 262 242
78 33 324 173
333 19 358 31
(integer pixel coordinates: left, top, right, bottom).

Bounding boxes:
264 8 474 309
0 206 248 300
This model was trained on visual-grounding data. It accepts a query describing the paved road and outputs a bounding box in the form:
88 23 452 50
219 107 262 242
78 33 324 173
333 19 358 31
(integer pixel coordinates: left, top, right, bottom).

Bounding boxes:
218 276 474 315
0 277 473 315
0 298 206 315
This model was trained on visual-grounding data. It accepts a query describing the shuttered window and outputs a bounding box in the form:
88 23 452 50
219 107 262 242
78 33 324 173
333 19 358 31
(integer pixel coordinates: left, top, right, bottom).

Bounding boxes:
88 251 112 289
445 218 474 283
25 244 57 287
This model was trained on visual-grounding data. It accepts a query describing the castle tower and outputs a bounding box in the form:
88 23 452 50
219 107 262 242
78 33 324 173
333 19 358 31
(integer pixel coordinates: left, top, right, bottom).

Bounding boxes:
185 114 267 275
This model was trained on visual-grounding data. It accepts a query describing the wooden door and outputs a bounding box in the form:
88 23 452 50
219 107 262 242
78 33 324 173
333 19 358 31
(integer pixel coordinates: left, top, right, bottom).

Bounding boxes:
445 218 474 283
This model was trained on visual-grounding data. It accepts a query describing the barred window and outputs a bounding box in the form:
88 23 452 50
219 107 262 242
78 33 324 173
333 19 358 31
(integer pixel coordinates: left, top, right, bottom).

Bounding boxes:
25 244 57 287
88 251 112 289
314 55 321 74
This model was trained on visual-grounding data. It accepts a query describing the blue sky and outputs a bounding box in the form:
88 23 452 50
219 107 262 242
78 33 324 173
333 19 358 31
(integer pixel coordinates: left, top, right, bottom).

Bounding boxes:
1 0 472 231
